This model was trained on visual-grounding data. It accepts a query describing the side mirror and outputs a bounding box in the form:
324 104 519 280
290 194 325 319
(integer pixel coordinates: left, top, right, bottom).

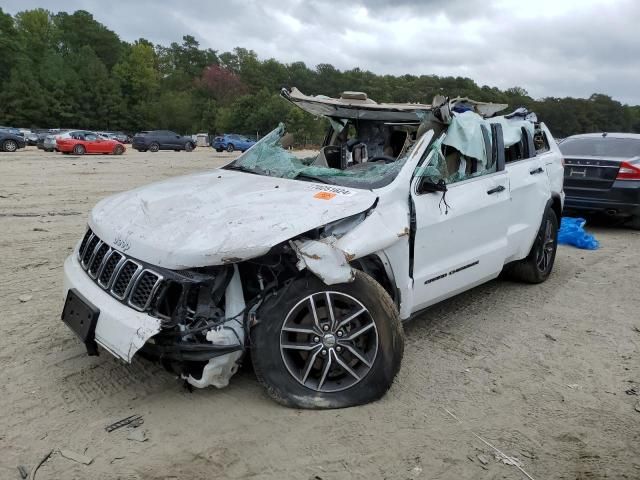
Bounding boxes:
176 135 181 139
418 178 448 194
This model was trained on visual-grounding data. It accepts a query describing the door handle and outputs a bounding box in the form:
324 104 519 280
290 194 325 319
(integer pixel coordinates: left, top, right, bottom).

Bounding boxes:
530 167 544 175
486 185 506 195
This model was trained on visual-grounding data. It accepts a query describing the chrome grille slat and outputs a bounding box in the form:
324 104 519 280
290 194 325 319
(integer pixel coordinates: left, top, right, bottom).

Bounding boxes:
128 270 164 311
78 229 93 261
111 260 142 300
88 242 109 278
81 233 98 267
78 228 165 313
98 251 125 288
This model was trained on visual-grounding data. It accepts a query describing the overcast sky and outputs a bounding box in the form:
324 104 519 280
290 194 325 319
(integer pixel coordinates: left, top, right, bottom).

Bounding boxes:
3 0 638 104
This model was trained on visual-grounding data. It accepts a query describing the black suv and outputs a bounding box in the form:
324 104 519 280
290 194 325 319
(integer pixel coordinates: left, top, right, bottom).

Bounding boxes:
132 130 196 152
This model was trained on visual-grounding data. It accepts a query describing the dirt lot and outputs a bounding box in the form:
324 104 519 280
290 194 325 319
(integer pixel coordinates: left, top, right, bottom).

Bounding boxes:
0 146 639 480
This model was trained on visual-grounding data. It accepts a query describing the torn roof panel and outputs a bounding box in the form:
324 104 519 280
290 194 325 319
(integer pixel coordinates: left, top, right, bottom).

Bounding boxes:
282 87 509 122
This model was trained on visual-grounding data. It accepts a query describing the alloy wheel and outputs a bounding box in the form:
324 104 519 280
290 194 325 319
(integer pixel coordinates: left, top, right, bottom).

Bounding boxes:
280 291 378 393
535 219 555 272
3 140 17 152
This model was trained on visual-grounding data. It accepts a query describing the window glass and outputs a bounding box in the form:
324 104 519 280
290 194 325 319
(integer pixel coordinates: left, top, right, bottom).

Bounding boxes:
559 137 640 157
415 135 495 184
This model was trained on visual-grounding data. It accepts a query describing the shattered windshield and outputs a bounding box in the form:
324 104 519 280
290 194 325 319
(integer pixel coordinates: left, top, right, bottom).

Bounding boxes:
224 123 414 189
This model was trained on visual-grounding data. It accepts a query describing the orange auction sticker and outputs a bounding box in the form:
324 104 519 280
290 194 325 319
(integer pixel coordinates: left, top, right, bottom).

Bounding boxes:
313 191 337 200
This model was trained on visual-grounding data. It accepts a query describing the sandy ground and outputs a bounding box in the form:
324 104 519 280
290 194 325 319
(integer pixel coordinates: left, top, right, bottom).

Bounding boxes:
0 146 639 480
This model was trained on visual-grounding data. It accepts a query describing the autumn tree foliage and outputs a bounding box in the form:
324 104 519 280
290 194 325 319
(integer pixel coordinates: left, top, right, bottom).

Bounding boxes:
196 65 247 104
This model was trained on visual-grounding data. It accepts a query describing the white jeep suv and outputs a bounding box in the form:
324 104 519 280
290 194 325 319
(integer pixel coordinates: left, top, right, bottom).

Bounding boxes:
61 89 564 409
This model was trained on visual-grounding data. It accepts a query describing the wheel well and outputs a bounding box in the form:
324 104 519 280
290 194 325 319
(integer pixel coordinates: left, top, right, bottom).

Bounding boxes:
550 194 562 222
351 254 398 306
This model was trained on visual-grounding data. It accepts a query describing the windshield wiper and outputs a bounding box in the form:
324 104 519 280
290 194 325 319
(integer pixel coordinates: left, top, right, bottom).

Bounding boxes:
293 172 330 184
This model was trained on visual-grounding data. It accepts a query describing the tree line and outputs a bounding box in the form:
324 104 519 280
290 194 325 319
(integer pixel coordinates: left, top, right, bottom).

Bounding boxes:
1 8 639 144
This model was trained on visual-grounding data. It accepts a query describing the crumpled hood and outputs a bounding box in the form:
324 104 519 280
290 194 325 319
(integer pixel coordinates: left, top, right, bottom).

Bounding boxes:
89 169 376 269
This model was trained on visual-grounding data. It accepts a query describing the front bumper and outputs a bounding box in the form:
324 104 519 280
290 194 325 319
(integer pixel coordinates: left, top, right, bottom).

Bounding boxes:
63 254 161 362
564 180 640 217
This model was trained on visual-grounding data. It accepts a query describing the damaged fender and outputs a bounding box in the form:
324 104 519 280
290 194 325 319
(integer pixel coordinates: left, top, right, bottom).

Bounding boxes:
291 237 355 285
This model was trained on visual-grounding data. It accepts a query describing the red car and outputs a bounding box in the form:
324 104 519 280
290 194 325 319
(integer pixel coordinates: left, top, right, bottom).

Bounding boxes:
56 133 126 155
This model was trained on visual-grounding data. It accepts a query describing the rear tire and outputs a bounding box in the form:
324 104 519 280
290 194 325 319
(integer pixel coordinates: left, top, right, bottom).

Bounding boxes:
216 149 223 153
185 142 194 152
508 208 558 283
251 271 404 409
226 143 235 153
2 139 18 152
73 144 86 155
149 143 160 152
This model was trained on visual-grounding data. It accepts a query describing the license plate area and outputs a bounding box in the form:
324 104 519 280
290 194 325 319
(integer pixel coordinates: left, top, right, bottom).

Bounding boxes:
61 288 100 355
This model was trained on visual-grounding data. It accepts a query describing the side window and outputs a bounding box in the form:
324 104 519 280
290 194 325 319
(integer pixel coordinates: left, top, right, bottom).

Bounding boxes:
505 127 533 163
416 129 495 186
534 130 550 154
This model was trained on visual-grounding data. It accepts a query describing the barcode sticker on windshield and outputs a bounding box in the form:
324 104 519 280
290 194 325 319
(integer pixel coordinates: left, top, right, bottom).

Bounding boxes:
314 191 337 200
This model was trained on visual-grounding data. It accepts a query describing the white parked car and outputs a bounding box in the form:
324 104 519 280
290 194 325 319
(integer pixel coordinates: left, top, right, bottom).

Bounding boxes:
62 89 564 409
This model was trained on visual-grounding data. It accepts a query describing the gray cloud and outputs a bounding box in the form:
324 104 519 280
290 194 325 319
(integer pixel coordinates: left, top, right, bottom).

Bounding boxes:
3 0 638 104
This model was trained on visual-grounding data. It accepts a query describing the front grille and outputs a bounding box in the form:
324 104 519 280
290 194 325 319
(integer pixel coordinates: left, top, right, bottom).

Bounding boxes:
76 228 164 313
88 243 109 277
129 271 160 309
112 261 139 299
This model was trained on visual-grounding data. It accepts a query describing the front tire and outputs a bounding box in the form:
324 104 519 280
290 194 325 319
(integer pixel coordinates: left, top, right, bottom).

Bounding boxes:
185 142 194 152
251 271 404 409
508 208 558 283
73 144 86 155
149 142 160 152
2 139 18 152
226 143 235 152
113 145 125 155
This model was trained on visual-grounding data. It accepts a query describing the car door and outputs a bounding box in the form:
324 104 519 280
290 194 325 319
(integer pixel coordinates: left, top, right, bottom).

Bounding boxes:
410 128 510 311
165 131 180 149
503 126 551 262
84 133 100 153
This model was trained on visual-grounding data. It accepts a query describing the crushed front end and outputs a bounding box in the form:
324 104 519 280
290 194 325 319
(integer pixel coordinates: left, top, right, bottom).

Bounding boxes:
62 227 249 389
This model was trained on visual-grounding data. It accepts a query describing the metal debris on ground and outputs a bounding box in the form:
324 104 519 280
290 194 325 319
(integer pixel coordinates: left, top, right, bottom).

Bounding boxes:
477 454 489 465
17 465 29 479
126 429 148 442
28 449 53 480
443 408 537 480
625 387 638 396
59 449 93 465
105 414 143 432
18 294 33 303
635 402 640 413
496 453 524 467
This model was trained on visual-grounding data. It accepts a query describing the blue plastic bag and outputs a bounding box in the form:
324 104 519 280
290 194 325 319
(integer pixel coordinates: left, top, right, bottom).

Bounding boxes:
558 217 599 250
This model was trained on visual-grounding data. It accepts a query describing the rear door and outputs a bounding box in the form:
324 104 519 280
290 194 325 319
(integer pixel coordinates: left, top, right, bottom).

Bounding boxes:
503 127 551 263
166 131 181 149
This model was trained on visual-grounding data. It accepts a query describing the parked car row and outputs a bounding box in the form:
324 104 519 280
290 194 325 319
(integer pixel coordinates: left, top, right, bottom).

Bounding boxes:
212 133 256 152
132 130 196 152
0 130 26 152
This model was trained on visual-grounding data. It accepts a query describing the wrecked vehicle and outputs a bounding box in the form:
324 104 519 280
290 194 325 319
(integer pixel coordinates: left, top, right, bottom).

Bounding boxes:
61 88 565 409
